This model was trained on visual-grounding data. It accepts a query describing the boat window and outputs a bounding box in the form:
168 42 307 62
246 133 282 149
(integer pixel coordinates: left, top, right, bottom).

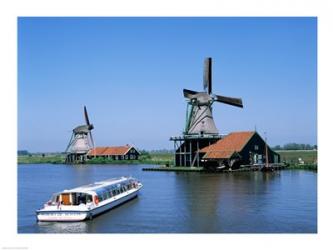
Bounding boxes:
72 193 79 205
69 192 90 205
61 193 71 205
95 188 107 201
79 193 88 204
106 191 111 199
86 194 92 203
53 195 59 202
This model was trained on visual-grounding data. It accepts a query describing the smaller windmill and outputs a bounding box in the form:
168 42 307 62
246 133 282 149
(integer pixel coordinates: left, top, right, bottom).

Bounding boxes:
65 106 95 164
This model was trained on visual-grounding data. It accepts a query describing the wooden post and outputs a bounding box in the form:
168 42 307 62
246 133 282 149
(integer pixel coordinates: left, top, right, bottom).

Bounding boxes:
180 141 183 167
189 140 192 167
265 133 269 169
173 140 176 166
197 140 199 168
184 140 187 167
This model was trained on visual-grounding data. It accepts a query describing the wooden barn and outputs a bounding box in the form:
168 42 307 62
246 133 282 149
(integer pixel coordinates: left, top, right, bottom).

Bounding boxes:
200 131 280 169
87 145 140 160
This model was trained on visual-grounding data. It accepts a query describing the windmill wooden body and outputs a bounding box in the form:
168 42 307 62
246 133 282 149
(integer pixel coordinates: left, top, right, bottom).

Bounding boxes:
65 106 95 164
170 58 243 167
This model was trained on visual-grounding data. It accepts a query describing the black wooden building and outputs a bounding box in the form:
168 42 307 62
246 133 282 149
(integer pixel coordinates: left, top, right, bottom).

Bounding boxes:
199 131 280 169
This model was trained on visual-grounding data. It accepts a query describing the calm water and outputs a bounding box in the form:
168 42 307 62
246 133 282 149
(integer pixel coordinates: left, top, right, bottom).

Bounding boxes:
18 164 317 233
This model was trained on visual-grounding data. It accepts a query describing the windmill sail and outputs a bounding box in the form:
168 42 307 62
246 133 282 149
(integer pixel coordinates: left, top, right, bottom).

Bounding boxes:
203 57 212 94
183 57 243 135
214 94 243 108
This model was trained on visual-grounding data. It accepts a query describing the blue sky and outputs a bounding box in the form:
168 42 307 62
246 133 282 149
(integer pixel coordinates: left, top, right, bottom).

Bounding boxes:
18 17 317 152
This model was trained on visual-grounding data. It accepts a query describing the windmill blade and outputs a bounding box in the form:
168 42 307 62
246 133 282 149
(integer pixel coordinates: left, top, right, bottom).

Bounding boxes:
84 106 90 126
215 94 243 108
65 133 74 153
84 105 94 130
183 89 198 98
203 57 212 94
89 131 95 150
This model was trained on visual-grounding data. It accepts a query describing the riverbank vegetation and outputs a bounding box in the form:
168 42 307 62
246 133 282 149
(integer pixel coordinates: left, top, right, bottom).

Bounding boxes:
17 151 174 165
287 163 317 171
86 151 172 165
18 154 66 164
276 150 317 171
272 143 317 150
277 150 317 162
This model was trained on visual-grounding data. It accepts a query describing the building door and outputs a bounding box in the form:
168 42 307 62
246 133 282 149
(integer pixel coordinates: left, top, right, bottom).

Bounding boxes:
257 154 263 164
253 154 263 164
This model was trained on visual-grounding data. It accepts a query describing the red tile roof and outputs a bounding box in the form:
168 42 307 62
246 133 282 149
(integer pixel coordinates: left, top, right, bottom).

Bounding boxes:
88 145 133 156
203 151 236 159
200 131 255 159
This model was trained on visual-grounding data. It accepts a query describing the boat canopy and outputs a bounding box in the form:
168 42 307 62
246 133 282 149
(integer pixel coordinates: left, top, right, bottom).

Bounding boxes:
62 177 137 193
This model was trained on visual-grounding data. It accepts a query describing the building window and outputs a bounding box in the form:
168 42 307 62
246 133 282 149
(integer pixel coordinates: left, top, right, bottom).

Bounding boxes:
254 145 259 150
125 155 128 160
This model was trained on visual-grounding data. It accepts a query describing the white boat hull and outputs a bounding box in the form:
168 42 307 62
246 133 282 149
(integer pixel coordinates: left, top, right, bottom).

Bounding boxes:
36 211 89 222
36 186 141 222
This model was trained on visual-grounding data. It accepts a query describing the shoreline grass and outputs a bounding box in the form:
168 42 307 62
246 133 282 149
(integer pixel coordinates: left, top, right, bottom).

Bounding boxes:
17 154 173 165
287 163 317 171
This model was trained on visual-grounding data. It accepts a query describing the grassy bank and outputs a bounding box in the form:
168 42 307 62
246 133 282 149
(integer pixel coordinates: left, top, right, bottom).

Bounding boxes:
276 150 317 164
287 163 317 171
18 153 174 165
18 154 66 164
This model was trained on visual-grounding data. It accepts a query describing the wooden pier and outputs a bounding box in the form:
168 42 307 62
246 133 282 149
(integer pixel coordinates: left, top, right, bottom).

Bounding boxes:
142 166 204 172
142 163 287 173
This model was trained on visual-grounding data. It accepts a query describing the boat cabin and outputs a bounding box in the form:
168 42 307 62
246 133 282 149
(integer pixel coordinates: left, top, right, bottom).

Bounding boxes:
48 177 139 207
52 192 93 206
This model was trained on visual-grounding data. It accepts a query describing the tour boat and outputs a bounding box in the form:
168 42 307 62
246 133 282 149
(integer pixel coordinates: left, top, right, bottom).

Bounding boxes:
36 176 143 222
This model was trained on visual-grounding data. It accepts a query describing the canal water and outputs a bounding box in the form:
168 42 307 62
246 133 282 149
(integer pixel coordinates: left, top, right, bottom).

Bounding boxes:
18 164 317 233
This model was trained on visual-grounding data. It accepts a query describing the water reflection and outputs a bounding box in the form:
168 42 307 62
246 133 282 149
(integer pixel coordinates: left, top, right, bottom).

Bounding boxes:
37 221 89 233
174 171 281 232
172 173 220 232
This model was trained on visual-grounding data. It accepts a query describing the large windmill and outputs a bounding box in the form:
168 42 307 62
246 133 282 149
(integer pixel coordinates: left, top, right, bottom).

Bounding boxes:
170 57 243 167
184 57 243 135
65 106 95 164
